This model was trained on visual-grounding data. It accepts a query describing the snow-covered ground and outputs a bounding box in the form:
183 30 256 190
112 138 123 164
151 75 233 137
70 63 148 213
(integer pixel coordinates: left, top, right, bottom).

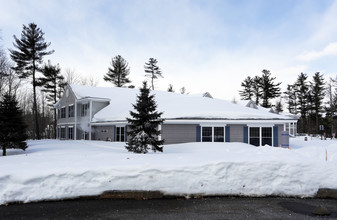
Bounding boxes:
1 137 337 205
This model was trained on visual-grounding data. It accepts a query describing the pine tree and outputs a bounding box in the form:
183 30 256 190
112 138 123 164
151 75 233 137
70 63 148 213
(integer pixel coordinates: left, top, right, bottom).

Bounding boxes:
0 92 28 156
295 72 309 133
275 100 283 113
326 78 336 135
180 87 187 94
284 84 298 114
126 81 164 153
103 55 131 87
310 72 325 133
167 84 174 92
259 69 281 108
252 76 262 105
9 23 54 139
239 76 254 100
38 60 66 138
144 58 163 90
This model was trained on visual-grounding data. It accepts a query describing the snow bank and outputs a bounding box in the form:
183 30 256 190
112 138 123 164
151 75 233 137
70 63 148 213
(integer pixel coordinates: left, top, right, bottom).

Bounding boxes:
0 137 336 204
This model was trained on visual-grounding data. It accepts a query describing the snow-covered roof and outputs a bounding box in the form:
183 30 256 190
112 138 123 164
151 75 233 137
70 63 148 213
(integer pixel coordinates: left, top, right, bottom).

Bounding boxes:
236 99 299 120
69 84 297 122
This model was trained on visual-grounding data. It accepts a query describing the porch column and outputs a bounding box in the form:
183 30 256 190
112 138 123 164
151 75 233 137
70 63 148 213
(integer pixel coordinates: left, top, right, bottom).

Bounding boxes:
89 100 93 140
74 101 77 140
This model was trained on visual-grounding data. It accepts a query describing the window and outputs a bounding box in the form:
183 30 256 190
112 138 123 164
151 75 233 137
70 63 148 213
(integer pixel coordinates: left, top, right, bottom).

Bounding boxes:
116 127 125 142
249 127 273 146
68 105 74 118
214 127 224 142
249 127 260 146
68 127 73 140
262 127 272 146
60 127 66 139
81 103 89 116
61 107 66 118
58 109 60 119
202 127 212 142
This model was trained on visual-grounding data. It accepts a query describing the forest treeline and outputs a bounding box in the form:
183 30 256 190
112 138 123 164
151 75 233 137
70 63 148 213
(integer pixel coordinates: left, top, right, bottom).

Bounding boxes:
239 70 335 136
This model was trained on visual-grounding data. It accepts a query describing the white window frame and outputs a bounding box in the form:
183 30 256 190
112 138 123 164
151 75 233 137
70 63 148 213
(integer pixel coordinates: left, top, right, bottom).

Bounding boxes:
60 126 66 139
68 105 74 118
68 126 74 140
248 126 274 146
61 106 66 118
81 103 89 116
116 126 125 142
200 125 225 143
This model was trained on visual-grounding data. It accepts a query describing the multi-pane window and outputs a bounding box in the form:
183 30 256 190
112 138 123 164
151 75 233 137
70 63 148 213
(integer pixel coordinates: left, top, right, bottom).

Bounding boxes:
116 127 125 142
68 127 73 140
201 126 225 142
61 107 66 118
68 105 74 118
58 109 61 119
202 127 212 142
249 127 273 146
249 127 260 146
262 127 272 146
60 127 66 139
81 103 89 116
214 127 224 142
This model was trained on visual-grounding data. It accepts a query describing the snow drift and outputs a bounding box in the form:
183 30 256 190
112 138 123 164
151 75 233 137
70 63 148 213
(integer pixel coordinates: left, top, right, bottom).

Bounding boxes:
0 137 336 204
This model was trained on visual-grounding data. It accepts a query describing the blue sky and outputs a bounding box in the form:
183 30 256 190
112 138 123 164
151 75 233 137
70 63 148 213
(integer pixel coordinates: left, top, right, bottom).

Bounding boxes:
1 0 337 100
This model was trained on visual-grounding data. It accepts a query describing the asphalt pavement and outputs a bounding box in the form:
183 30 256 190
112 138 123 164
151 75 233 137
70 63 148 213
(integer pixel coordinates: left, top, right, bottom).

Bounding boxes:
0 197 336 220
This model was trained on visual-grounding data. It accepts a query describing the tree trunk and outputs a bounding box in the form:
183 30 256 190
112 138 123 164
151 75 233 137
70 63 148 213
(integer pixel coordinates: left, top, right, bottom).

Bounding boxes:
54 108 57 139
151 76 154 90
2 147 6 156
32 67 40 140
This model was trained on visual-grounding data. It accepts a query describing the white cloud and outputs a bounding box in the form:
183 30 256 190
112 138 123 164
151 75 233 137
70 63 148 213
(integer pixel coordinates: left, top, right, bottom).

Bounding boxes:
297 42 337 61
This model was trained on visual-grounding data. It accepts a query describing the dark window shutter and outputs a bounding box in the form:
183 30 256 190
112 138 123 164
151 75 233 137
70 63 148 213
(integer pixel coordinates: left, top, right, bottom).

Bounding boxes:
225 126 230 142
196 125 201 142
273 126 278 147
243 126 248 143
125 125 128 142
114 126 116 142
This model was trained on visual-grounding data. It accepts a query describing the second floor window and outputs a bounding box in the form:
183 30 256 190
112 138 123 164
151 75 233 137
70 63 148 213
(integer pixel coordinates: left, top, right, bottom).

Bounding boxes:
81 103 89 116
61 107 66 118
68 105 74 118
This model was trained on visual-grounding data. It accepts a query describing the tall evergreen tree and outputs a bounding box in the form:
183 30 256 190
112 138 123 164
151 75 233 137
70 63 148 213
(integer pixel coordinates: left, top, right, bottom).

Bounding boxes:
310 72 325 133
9 23 54 139
252 76 262 105
326 77 337 135
259 69 281 108
0 92 28 156
103 55 131 87
144 58 163 90
239 76 254 100
126 81 164 153
295 72 309 133
38 60 66 138
284 84 298 114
